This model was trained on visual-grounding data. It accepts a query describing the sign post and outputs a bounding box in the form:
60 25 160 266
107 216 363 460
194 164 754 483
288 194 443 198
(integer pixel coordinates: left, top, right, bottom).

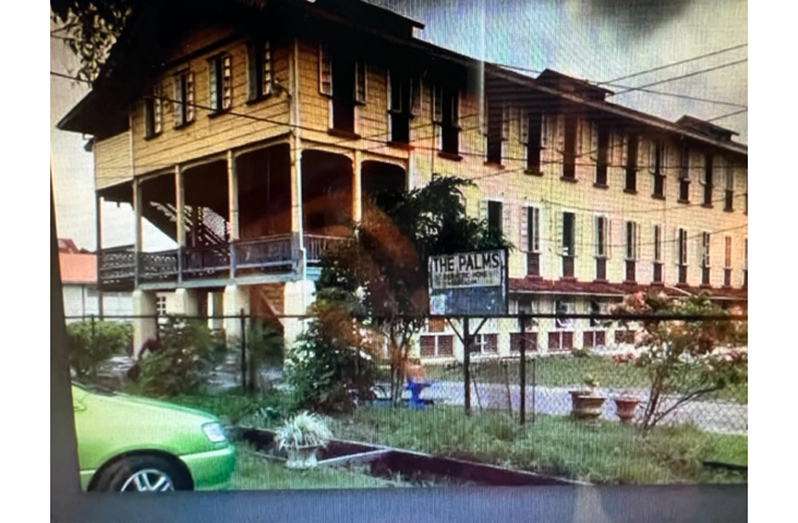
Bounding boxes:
428 249 508 417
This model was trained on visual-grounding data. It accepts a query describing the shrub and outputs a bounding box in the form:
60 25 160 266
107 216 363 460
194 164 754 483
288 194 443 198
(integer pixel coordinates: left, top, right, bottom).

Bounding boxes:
287 301 380 414
67 320 130 381
136 319 213 398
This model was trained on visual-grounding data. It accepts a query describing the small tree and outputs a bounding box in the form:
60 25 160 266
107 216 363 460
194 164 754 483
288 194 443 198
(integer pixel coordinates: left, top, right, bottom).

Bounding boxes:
286 295 381 414
136 317 213 398
611 292 747 432
67 319 130 381
316 176 510 404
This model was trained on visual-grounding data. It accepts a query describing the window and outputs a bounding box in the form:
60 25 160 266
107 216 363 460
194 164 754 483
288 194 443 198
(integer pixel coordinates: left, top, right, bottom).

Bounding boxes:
561 212 576 278
487 200 503 236
583 330 606 349
549 331 573 351
595 123 609 186
562 114 577 180
248 40 273 101
144 84 163 138
701 232 711 285
510 332 538 353
625 221 639 282
523 112 546 173
208 54 233 113
677 228 688 284
589 300 604 327
156 296 167 316
595 215 608 281
387 70 411 143
173 71 195 127
319 45 364 134
701 153 714 206
420 335 454 357
485 100 503 164
555 300 575 329
724 236 732 287
678 146 690 202
649 140 665 198
521 206 541 276
435 85 460 156
653 224 663 283
614 330 636 345
472 334 498 354
724 159 734 212
625 134 639 192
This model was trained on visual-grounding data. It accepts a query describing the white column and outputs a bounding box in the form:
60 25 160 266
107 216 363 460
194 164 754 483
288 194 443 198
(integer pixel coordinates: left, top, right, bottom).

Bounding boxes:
282 280 315 350
132 290 157 358
227 151 239 241
209 292 224 331
174 288 199 316
223 284 250 343
175 165 185 246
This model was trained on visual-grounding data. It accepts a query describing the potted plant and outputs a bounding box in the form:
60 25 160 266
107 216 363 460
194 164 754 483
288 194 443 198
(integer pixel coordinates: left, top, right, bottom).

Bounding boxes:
570 374 607 420
275 411 333 469
612 393 640 424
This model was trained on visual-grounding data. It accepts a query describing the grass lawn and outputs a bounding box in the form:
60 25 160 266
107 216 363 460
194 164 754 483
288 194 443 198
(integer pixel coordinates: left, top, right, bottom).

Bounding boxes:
205 443 411 490
327 406 747 485
423 356 747 404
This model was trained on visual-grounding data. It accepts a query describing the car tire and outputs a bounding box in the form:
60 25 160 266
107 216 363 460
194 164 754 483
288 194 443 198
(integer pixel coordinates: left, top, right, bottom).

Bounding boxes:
94 455 192 492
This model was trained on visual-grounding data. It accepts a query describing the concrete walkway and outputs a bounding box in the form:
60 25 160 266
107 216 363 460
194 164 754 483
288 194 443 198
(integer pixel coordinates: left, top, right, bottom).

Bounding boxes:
420 381 747 435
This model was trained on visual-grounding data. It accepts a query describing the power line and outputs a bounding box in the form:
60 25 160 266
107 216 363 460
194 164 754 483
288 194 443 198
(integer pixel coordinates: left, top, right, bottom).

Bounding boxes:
598 43 748 85
609 59 748 97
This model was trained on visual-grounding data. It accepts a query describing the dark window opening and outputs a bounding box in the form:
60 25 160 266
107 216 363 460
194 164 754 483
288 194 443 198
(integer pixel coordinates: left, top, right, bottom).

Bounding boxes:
527 253 540 277
595 258 606 281
388 72 410 144
595 126 609 186
488 201 503 235
625 135 638 191
331 58 355 133
562 115 577 180
486 102 503 164
653 262 663 283
703 154 713 205
526 113 542 172
625 260 636 282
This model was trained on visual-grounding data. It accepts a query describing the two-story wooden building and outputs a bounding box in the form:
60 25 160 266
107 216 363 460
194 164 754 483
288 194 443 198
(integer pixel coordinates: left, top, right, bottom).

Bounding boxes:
57 0 747 358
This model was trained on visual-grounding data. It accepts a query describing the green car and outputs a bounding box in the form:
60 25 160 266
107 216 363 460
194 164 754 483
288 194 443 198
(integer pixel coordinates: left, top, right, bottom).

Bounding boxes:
72 383 236 492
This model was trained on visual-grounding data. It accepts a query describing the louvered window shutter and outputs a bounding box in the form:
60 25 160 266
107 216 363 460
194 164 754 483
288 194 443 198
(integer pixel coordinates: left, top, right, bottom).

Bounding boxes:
503 204 511 238
647 140 656 174
590 122 599 161
185 72 195 122
262 42 272 97
478 200 488 222
574 213 583 258
354 61 366 103
222 55 232 109
410 77 421 116
173 76 184 127
541 113 550 148
501 105 511 140
532 207 541 253
519 112 529 145
519 206 529 251
319 44 332 96
555 212 563 255
556 115 565 152
432 85 443 123
208 59 219 112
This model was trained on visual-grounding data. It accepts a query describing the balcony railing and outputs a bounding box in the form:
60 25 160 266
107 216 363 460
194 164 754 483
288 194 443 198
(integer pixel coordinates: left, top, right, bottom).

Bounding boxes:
98 234 345 288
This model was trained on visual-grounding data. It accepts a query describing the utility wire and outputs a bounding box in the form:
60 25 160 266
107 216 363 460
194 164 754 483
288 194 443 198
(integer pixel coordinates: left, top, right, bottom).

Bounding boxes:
610 59 748 97
598 43 748 85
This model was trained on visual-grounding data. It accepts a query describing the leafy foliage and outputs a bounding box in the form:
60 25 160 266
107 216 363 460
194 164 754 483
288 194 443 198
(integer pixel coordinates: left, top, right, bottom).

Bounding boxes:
316 176 511 402
51 0 133 82
287 299 381 414
137 319 213 398
275 411 333 450
67 320 130 380
610 292 748 431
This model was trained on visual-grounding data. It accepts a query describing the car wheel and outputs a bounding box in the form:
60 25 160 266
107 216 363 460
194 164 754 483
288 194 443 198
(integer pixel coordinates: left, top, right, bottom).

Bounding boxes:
95 455 192 492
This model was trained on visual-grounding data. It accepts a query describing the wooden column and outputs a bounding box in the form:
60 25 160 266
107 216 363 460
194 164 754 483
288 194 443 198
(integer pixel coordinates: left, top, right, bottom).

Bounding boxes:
133 178 142 287
175 165 184 283
227 150 239 241
95 193 104 318
353 149 362 222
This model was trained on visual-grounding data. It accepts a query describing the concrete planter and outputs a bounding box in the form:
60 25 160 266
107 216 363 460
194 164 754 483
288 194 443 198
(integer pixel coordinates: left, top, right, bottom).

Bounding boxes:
613 397 640 424
285 445 323 469
570 390 606 420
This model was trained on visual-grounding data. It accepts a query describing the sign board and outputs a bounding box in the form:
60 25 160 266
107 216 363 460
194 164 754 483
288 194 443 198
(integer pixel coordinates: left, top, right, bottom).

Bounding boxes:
427 249 508 316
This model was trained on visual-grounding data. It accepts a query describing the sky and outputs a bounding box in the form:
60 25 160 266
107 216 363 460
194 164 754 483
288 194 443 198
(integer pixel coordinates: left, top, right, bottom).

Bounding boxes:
49 0 748 251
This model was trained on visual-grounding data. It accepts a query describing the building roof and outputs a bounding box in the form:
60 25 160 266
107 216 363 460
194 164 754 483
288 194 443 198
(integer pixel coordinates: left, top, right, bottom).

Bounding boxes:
59 252 97 285
509 278 747 302
676 115 739 141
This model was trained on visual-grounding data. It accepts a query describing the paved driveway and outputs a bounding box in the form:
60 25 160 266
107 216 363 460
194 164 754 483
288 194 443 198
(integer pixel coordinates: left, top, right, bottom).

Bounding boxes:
420 381 747 435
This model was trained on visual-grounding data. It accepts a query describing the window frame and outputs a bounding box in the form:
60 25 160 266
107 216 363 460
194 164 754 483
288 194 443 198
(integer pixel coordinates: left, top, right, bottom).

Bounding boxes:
172 70 195 128
208 53 233 114
248 40 273 102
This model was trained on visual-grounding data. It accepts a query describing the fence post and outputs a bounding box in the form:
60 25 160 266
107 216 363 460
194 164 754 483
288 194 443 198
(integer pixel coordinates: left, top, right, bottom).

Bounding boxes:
240 310 247 394
531 355 536 424
519 315 527 425
463 317 471 417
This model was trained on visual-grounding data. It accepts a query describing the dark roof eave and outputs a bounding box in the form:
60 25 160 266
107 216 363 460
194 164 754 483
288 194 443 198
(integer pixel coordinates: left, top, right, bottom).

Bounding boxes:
486 64 748 156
